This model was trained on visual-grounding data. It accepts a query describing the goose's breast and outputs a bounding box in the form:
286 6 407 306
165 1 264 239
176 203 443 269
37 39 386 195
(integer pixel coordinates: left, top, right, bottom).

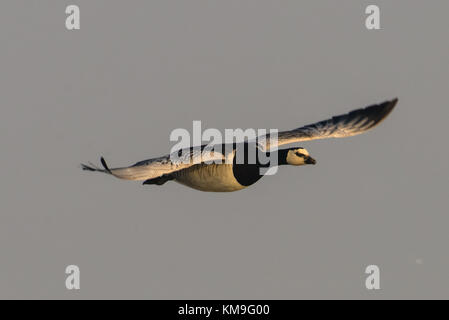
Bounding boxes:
173 163 246 192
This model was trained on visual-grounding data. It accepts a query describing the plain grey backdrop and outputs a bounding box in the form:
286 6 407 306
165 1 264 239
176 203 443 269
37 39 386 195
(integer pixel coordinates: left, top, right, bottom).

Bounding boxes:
1 0 448 299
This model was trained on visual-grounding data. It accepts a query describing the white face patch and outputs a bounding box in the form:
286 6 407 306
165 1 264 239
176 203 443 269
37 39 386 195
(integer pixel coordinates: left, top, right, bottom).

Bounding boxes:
286 148 309 166
294 148 309 156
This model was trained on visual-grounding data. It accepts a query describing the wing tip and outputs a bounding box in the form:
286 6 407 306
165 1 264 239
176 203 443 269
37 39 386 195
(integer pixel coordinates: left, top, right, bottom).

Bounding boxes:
379 97 398 119
81 163 96 171
385 97 398 111
81 160 108 173
369 97 397 112
361 97 397 131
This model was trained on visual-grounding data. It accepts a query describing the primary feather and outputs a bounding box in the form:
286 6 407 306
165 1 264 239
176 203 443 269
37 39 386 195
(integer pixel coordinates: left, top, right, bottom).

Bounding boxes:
262 98 397 150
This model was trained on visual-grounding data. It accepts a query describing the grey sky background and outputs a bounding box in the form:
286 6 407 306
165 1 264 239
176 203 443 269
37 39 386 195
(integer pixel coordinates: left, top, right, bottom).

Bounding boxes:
0 0 448 299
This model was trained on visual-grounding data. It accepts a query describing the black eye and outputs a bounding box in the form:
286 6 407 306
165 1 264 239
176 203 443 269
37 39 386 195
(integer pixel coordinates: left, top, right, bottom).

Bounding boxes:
295 152 305 157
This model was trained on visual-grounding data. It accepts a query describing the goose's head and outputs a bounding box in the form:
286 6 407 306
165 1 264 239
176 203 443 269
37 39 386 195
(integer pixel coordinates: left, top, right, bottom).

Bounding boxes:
285 147 316 166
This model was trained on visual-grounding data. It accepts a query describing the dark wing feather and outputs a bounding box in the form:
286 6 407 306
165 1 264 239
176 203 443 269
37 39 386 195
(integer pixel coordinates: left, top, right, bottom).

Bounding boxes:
81 145 228 181
263 98 397 150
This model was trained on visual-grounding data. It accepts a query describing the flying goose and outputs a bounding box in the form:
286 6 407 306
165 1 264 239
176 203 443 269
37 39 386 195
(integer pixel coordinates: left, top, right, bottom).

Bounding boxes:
82 98 397 192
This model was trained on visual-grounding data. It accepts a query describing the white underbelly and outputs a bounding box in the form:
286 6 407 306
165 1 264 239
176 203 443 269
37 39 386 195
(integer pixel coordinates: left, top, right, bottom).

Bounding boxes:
173 163 246 192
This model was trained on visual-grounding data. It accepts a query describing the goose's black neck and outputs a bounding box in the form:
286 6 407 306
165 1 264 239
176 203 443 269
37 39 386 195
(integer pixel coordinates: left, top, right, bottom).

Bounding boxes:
231 145 290 187
232 144 290 167
277 149 290 166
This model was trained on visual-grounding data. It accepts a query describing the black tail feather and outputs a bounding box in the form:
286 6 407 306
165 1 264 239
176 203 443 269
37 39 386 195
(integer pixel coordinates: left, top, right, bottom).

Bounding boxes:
100 157 112 174
81 163 100 172
81 157 111 174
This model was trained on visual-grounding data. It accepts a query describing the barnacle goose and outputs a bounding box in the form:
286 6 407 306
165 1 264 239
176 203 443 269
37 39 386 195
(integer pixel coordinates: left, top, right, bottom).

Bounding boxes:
82 99 397 192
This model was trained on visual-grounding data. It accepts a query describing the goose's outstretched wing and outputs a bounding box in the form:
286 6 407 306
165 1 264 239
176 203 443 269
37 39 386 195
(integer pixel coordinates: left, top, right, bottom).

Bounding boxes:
81 146 227 181
263 98 397 150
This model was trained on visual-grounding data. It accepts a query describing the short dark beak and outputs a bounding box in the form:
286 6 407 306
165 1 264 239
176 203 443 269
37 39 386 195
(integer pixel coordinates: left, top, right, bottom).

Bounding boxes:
305 156 316 165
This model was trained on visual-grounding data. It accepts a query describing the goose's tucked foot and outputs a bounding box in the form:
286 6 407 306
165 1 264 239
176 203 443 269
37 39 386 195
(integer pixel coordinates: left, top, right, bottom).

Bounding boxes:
143 174 174 186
